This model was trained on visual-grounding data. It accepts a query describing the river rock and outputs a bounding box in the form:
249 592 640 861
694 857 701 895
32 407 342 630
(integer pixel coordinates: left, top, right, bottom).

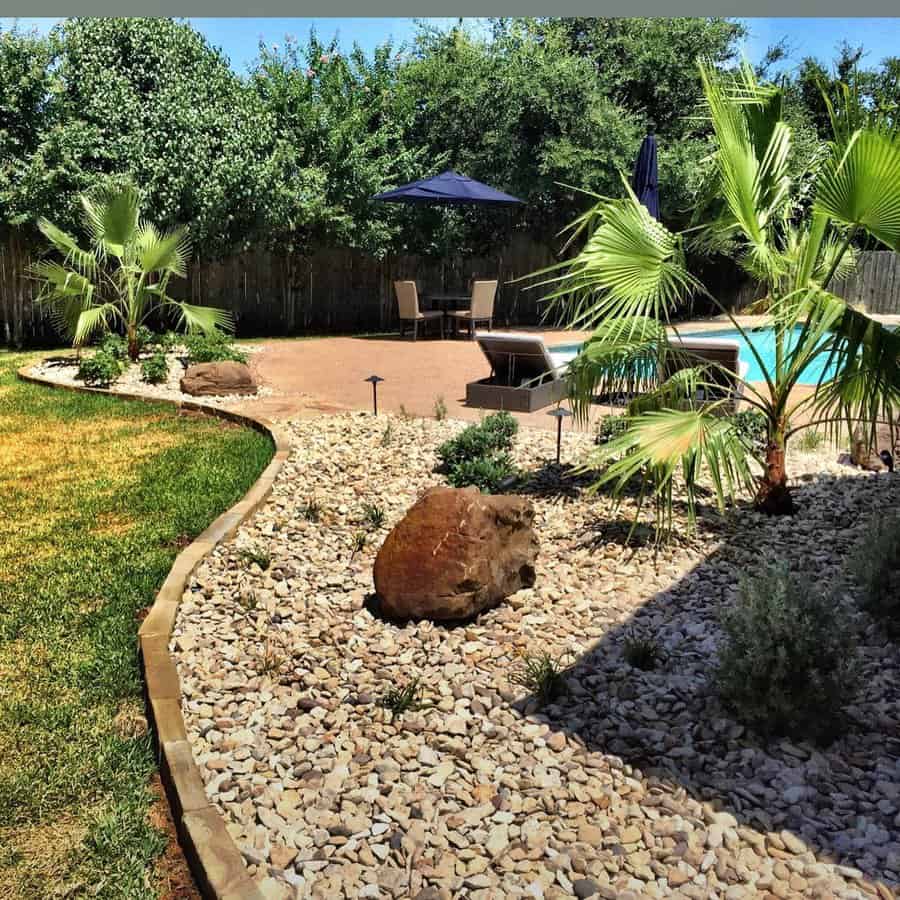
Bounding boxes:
373 486 538 620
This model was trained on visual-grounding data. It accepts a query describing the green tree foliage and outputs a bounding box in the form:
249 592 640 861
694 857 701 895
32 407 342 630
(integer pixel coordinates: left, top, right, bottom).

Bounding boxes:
249 33 424 255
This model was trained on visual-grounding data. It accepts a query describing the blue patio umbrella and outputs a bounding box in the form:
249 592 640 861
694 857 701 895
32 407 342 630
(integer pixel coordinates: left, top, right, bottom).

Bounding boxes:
372 170 524 207
631 127 659 220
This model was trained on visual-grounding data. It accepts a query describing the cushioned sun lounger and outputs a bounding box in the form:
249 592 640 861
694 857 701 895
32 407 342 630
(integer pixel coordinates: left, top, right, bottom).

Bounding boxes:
466 332 569 412
663 336 749 413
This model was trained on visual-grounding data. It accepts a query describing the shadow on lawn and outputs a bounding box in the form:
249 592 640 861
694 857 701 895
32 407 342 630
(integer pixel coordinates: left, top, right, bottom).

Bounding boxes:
521 470 900 887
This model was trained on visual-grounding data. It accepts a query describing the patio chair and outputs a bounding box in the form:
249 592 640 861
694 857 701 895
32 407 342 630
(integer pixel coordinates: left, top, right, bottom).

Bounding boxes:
661 336 749 413
466 331 569 412
446 280 497 339
394 280 444 341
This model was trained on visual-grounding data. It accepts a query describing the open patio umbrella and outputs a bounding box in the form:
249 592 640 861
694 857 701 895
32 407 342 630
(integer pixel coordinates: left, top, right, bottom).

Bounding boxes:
631 126 659 220
372 170 524 206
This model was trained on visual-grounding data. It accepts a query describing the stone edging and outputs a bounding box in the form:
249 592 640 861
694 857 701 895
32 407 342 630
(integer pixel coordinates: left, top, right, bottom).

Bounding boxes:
17 363 291 900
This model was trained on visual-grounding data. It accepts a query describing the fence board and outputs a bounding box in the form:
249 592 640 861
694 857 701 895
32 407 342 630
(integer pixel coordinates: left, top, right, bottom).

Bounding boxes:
4 234 899 349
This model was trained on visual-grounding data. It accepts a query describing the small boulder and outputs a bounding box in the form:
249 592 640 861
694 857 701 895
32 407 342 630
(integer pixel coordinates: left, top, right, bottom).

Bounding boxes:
373 486 538 621
180 361 256 396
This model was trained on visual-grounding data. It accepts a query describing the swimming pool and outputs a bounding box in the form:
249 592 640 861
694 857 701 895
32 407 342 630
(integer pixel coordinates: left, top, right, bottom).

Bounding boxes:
549 326 841 385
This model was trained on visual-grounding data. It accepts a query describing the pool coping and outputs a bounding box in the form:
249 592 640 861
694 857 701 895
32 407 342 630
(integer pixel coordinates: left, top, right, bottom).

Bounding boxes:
17 362 292 900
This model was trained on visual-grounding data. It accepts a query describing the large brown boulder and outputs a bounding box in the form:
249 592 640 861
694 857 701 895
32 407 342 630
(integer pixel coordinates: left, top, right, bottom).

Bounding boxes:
180 361 257 396
373 486 538 621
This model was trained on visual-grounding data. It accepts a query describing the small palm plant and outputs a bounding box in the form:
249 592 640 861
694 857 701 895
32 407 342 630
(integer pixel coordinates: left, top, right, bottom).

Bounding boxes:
31 183 232 361
534 62 900 535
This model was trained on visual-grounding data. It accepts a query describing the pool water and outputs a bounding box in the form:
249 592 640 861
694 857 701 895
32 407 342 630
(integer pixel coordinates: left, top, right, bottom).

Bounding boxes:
550 326 841 385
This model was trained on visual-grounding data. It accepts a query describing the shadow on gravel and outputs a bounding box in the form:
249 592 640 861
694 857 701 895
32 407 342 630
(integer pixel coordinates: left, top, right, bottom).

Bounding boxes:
522 470 900 888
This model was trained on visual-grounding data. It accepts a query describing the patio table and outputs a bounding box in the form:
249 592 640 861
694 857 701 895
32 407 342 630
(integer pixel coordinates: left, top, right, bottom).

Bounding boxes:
423 293 471 313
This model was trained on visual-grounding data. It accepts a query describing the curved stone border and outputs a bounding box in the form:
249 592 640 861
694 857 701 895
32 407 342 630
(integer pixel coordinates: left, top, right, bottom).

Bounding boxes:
17 363 292 900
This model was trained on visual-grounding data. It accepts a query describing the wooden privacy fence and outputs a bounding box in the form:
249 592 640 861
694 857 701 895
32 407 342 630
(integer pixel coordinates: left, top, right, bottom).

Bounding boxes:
3 233 900 348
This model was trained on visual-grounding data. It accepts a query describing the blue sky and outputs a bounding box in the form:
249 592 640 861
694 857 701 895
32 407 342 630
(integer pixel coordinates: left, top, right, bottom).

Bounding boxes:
3 17 900 75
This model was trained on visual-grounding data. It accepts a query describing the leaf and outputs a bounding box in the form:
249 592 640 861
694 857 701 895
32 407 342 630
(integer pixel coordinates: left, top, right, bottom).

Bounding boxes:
135 224 191 276
166 301 234 335
81 184 140 257
815 128 900 251
73 303 119 346
584 409 756 541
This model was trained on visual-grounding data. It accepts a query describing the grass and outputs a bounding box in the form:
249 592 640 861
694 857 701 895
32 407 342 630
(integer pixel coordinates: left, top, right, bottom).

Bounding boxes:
0 351 273 899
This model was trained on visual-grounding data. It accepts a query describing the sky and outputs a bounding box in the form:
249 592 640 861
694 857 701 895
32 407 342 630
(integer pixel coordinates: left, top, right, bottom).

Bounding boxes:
3 17 900 75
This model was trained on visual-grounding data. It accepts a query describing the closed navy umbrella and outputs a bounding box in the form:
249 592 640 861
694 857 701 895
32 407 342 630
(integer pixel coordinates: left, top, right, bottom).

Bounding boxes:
631 127 659 220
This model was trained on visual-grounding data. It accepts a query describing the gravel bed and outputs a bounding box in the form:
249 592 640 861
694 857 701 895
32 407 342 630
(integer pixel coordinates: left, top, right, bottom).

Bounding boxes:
172 412 900 900
29 346 275 407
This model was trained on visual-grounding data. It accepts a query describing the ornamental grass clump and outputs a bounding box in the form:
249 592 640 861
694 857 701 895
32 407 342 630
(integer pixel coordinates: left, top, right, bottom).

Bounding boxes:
716 563 860 743
847 513 900 635
437 411 518 493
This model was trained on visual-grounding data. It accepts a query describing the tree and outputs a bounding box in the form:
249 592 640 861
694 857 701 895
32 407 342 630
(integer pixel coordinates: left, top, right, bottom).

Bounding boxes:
396 22 642 249
32 183 230 360
249 32 424 256
538 61 900 535
5 18 280 257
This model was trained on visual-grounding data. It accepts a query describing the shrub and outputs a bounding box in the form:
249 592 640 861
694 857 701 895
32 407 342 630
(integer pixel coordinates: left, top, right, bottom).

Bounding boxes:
140 352 169 384
135 325 157 353
729 408 769 452
716 563 860 742
184 330 247 365
595 413 629 445
433 395 448 421
380 422 394 447
623 630 663 670
301 497 321 521
77 350 123 387
362 502 386 530
510 651 568 708
437 412 517 470
99 333 129 362
847 513 900 634
380 678 428 717
238 545 272 570
446 454 516 493
796 429 825 452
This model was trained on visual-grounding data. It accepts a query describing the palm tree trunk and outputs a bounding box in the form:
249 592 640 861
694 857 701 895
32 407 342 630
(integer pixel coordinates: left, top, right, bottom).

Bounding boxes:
755 419 795 515
126 324 139 362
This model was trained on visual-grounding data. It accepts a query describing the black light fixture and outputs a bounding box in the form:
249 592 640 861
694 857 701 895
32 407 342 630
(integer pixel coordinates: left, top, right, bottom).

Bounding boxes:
547 406 572 464
364 375 384 415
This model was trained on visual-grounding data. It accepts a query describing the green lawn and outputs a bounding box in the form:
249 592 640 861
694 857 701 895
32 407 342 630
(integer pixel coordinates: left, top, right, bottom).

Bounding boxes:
0 352 274 899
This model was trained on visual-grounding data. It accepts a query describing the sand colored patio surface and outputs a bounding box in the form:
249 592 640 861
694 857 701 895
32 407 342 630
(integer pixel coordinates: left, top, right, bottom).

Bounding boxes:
233 316 900 434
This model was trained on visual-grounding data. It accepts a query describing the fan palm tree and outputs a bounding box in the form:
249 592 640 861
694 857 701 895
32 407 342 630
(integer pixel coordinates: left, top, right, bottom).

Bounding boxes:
535 61 900 536
31 183 232 361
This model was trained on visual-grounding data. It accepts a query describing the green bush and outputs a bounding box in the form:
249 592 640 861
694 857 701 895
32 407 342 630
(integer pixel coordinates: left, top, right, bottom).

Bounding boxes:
437 412 517 470
595 413 630 445
716 563 860 742
135 325 157 353
437 412 518 492
184 330 247 365
446 454 517 493
729 409 769 451
99 333 129 362
77 350 124 387
848 513 900 635
139 352 169 384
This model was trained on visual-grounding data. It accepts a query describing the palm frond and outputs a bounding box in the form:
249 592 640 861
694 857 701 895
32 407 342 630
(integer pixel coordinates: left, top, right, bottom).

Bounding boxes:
566 316 666 422
135 223 191 276
166 300 234 335
81 184 140 257
815 127 900 251
35 219 97 277
73 303 119 346
584 408 756 541
539 188 702 330
806 306 900 447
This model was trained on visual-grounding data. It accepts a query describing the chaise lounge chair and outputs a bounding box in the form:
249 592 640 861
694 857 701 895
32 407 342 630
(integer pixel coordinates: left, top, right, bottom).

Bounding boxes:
662 336 749 413
466 331 570 412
